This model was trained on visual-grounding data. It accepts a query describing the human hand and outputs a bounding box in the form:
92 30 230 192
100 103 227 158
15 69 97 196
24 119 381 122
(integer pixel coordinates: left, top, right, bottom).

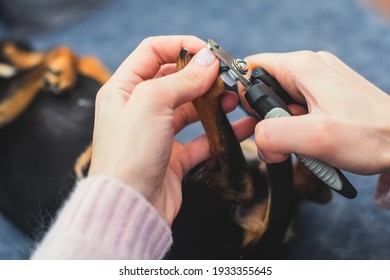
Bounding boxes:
88 36 256 224
240 51 390 175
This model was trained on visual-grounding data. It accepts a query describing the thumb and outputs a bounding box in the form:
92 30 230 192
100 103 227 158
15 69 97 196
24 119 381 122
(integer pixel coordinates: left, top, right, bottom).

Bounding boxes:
130 47 220 109
255 114 334 163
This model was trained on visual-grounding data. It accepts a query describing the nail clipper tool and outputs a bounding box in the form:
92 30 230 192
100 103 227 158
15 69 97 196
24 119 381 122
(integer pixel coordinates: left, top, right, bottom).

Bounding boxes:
207 38 357 199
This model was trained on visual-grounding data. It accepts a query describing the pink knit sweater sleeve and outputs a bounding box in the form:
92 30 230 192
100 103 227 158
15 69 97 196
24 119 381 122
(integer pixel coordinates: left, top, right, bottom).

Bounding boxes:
31 176 172 259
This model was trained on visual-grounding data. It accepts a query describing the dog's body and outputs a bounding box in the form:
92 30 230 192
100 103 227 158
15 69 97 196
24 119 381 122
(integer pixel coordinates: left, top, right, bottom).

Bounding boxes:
0 41 110 236
0 42 330 258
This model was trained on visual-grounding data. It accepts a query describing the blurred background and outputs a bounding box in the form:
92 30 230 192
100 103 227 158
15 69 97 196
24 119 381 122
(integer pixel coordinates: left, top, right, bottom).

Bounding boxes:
1 0 390 259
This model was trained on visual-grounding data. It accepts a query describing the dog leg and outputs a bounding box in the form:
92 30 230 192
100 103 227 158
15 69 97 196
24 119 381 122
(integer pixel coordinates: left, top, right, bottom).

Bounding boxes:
78 56 112 85
237 139 271 245
178 49 274 247
1 42 44 71
0 45 82 126
0 65 46 126
241 138 331 203
239 138 331 247
178 49 255 202
0 42 46 125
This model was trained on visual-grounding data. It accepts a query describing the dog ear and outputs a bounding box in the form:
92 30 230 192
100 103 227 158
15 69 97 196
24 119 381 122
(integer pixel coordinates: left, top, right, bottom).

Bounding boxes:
293 160 332 203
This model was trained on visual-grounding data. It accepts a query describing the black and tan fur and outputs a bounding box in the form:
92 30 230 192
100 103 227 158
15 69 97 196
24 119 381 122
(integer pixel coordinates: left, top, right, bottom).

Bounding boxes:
0 41 110 236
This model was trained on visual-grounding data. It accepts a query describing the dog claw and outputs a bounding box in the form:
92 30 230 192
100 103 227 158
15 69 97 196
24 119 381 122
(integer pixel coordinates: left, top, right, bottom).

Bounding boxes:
179 48 188 59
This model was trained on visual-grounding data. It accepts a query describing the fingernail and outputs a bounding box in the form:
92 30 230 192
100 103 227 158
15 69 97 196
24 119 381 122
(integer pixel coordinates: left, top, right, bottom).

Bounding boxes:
193 47 216 66
257 148 264 161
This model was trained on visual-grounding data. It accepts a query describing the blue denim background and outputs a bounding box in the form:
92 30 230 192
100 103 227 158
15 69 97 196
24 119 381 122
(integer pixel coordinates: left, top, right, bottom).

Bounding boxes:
1 0 390 259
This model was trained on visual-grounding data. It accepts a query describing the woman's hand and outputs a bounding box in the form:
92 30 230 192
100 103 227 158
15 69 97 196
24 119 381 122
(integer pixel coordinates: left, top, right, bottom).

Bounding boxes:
241 50 390 175
88 36 256 224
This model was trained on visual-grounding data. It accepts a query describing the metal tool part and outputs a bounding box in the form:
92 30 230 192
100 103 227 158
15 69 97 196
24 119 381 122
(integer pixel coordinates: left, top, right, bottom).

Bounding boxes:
207 39 252 89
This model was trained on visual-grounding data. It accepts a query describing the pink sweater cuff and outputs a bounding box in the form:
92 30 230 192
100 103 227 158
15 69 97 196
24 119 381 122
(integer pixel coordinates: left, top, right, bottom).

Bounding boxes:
31 176 172 259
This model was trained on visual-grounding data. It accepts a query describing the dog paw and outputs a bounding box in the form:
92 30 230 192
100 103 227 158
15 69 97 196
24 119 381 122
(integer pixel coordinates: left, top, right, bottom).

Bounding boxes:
0 41 43 72
42 47 78 95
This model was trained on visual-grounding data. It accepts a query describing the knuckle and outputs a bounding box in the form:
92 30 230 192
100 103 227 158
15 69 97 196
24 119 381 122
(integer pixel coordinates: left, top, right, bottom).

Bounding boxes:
281 50 314 76
316 50 336 59
316 50 343 66
292 50 320 68
296 50 318 60
186 35 198 42
282 50 321 80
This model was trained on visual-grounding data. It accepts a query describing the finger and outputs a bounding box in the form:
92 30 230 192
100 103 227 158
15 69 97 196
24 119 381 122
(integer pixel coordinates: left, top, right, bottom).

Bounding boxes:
173 91 239 133
220 91 239 113
109 36 207 88
178 116 257 174
254 114 336 163
244 52 303 99
129 47 220 110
